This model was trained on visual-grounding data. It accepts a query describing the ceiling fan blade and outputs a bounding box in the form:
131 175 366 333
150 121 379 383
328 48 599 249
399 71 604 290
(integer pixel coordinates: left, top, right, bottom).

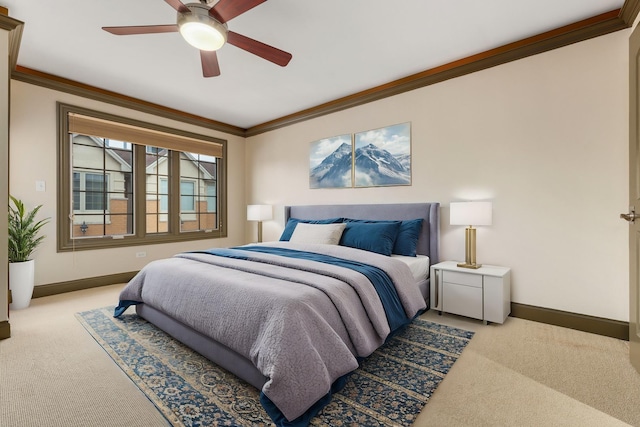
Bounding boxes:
227 31 292 67
201 50 221 77
165 0 190 14
209 0 266 24
102 25 179 36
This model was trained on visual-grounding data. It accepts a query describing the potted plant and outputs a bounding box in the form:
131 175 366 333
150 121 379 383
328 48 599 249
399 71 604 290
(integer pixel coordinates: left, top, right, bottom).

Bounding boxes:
8 195 50 309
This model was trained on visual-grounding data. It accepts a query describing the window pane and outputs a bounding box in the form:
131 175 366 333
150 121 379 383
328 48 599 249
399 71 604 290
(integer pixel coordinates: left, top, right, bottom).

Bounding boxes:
72 214 105 238
85 173 106 211
85 191 105 211
72 153 104 178
197 154 217 164
180 156 199 179
205 182 216 213
179 151 218 233
159 179 168 213
146 147 169 235
71 133 97 147
106 172 133 236
106 139 133 174
147 147 168 161
146 213 168 234
107 213 134 236
73 172 80 211
180 181 195 211
200 213 216 230
85 173 104 191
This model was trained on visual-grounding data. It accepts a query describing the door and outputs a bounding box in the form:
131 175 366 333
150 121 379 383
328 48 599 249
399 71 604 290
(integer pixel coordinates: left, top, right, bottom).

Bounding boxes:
627 23 640 373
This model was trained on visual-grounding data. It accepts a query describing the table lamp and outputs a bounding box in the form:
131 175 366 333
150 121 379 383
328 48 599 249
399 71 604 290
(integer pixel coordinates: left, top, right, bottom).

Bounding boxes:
247 204 272 243
450 201 492 269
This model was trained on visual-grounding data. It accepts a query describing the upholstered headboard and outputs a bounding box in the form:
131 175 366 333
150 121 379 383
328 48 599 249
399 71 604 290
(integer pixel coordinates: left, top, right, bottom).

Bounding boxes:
285 203 440 264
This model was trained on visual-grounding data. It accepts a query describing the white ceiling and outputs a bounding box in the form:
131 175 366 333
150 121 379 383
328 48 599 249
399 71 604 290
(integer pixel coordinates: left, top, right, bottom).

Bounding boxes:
4 0 625 129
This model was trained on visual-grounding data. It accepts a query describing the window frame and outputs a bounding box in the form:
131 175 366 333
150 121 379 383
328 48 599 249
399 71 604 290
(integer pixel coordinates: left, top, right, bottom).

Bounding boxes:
57 103 227 252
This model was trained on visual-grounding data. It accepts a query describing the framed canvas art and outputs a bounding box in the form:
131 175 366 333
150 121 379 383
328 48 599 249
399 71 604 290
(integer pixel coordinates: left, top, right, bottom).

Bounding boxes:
354 122 411 187
309 134 353 189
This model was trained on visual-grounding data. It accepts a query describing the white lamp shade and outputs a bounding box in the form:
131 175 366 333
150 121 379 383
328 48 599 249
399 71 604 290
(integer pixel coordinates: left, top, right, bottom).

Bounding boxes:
450 202 492 226
247 204 273 221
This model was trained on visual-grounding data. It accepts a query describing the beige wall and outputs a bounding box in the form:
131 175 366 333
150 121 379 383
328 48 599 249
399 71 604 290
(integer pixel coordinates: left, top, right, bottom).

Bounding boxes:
9 81 246 286
246 29 630 321
8 23 632 322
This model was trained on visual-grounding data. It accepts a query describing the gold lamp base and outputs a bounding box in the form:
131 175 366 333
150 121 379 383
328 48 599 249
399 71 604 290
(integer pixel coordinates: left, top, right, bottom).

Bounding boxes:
458 226 482 269
257 221 263 243
457 262 482 269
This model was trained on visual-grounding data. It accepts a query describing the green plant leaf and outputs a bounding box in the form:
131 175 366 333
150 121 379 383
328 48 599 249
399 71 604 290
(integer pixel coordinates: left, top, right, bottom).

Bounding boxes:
8 196 50 263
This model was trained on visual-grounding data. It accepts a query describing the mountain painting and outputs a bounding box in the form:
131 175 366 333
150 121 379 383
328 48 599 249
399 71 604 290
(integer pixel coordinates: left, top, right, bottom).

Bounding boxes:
354 122 411 187
309 134 353 188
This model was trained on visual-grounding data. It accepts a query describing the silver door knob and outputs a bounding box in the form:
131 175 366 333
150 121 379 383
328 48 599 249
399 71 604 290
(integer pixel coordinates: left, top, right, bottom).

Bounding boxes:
621 207 640 223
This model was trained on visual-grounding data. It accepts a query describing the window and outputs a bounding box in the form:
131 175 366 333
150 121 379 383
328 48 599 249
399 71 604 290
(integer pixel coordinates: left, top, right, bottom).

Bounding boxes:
57 103 227 251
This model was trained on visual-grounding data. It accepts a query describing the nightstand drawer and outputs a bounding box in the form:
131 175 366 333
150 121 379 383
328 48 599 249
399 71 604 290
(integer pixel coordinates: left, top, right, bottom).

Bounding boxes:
442 282 483 319
443 271 482 288
431 261 511 324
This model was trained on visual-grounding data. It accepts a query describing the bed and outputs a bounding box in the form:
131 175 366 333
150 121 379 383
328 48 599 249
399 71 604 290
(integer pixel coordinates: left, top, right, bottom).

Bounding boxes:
115 202 440 426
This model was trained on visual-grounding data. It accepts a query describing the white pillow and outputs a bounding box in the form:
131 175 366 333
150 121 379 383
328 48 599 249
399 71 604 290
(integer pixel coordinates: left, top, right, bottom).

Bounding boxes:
289 222 346 245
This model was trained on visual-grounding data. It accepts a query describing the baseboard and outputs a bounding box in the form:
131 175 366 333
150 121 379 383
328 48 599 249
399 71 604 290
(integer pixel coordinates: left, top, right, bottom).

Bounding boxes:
27 275 629 341
0 320 10 340
32 271 138 299
510 302 629 341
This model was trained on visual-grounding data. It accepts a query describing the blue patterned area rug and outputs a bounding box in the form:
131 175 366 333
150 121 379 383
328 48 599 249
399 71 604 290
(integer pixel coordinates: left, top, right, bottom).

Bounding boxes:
76 307 473 426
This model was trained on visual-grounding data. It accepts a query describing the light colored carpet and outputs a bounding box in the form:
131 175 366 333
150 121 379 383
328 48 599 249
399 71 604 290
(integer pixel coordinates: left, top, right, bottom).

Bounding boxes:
0 285 168 427
416 312 639 427
1 284 639 426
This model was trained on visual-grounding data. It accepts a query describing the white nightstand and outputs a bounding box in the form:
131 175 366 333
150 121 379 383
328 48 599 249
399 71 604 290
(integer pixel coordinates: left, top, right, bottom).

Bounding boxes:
430 261 511 324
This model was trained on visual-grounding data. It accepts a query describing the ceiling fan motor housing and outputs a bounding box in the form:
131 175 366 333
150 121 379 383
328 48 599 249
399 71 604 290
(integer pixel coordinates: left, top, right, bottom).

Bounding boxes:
178 3 228 51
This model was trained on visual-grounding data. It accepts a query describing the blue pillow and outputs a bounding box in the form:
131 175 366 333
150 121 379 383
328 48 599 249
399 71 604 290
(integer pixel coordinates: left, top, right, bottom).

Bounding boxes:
343 218 424 256
279 217 343 241
393 218 424 257
339 221 401 256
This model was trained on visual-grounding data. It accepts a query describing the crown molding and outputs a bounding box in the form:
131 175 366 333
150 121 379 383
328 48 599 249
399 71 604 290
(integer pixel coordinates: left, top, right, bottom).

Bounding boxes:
0 13 23 72
245 6 638 136
7 2 640 138
621 0 640 23
11 66 246 137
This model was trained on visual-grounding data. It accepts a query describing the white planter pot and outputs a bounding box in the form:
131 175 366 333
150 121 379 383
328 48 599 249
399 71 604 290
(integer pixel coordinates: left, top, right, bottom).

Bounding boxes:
9 260 35 310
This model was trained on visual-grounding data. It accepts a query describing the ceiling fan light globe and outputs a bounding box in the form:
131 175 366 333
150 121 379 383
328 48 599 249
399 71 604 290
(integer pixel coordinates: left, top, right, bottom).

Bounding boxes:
180 22 226 51
177 4 228 51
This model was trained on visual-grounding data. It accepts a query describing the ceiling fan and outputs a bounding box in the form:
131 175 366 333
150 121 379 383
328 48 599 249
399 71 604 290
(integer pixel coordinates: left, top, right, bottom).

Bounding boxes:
102 0 292 77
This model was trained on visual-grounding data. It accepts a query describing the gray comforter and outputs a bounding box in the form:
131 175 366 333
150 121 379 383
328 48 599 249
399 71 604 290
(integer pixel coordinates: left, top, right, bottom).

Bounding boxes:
118 241 426 421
